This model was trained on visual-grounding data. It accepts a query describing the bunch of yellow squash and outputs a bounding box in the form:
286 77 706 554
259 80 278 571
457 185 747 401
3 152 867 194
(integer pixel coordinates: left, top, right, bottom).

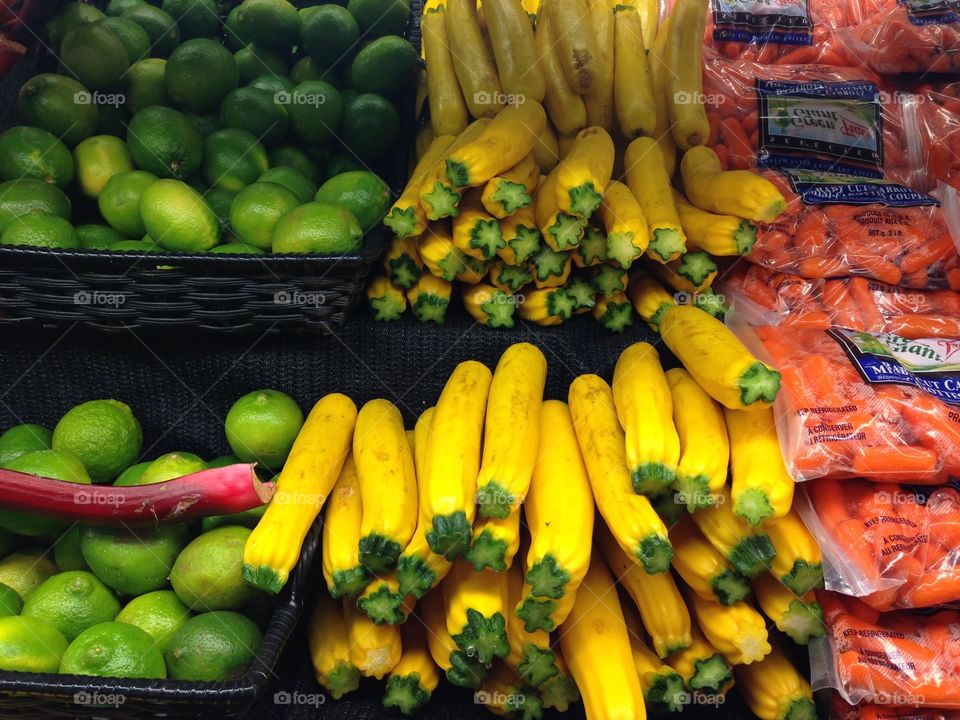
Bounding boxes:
243 340 822 720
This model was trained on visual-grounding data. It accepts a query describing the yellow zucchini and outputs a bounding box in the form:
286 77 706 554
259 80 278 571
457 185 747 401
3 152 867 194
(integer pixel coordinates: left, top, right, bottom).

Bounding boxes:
462 282 519 329
367 275 407 322
597 180 649 270
685 589 772 666
666 0 710 150
505 559 560 687
535 4 587 136
568 373 672 573
308 590 360 700
534 122 560 173
612 341 680 495
322 453 370 598
383 620 441 716
418 222 461 281
466 509 522 571
452 189 504 260
476 661 544 718
613 5 656 138
422 7 469 137
382 236 423 291
725 406 794 527
625 136 687 263
518 286 577 326
554 126 615 218
626 268 677 332
244 393 357 593
357 570 413 626
497 203 543 265
442 560 510 664
344 596 402 679
481 153 539 219
752 573 824 646
487 259 532 295
536 168 586 251
648 10 677 175
593 290 634 332
540 648 581 712
484 0 545 102
763 508 824 596
690 486 776 578
735 640 817 720
406 272 453 324
419 119 491 221
584 0 614 131
658 304 781 409
665 622 733 694
622 600 688 713
385 134 456 238
420 586 490 689
673 190 758 256
680 146 787 223
670 514 750 606
445 0 504 118
546 0 599 94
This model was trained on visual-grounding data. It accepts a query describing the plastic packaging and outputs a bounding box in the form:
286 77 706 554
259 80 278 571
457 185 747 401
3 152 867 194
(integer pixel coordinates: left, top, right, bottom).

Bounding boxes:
720 264 960 336
832 692 960 720
797 477 960 610
914 82 960 193
812 592 960 708
752 324 960 483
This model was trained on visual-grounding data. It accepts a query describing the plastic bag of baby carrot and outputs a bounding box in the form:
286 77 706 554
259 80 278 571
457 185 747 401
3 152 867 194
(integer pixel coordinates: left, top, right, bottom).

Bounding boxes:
720 264 960 336
812 592 960 707
797 477 960 609
832 693 960 720
913 82 960 194
752 324 960 483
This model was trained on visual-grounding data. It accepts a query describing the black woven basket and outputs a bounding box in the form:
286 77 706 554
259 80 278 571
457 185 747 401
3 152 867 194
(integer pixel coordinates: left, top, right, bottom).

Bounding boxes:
0 0 421 333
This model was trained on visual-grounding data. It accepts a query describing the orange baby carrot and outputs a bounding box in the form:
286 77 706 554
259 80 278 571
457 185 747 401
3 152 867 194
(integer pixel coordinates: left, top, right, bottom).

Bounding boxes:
850 445 940 481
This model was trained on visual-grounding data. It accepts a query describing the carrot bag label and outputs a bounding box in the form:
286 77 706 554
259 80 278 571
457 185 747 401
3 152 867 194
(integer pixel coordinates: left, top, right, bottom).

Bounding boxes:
710 0 814 45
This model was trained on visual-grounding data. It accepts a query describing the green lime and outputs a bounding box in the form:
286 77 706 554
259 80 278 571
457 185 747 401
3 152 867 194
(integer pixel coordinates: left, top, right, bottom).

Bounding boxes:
247 74 294 97
0 424 52 466
164 610 262 681
259 166 316 203
0 179 71 233
80 524 189 596
112 461 152 486
126 58 171 113
289 56 336 85
97 16 150 63
98 170 158 237
111 239 162 252
0 616 67 672
77 224 124 249
54 526 89 572
203 129 269 192
268 144 322 184
47 3 106 50
60 23 130 91
225 389 303 467
61 621 166 678
95 99 128 136
116 590 191 651
315 169 391 232
272 201 361 254
170 526 260 611
52 399 142 483
287 81 342 146
204 186 236 230
0 450 90 536
0 583 22 618
0 212 79 250
209 242 266 254
122 5 181 57
139 452 206 485
162 0 220 39
347 0 410 38
0 548 58 600
229 182 300 249
74 135 134 198
235 45 288 84
140 179 219 251
301 5 359 67
106 0 145 17
236 0 300 51
16 74 97 147
351 35 416 96
165 39 239 113
22 571 121 641
218 87 288 147
187 113 219 138
224 6 249 51
0 126 74 187
325 151 364 177
208 454 240 468
201 504 266 532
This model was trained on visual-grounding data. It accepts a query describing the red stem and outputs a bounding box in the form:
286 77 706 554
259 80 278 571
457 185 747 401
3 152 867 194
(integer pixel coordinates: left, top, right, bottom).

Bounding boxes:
0 464 273 526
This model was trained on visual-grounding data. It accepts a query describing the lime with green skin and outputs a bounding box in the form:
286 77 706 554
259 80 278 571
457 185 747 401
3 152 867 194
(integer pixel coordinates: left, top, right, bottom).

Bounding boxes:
289 56 337 85
140 179 220 252
268 145 322 185
225 389 303 467
47 3 106 50
0 424 52 466
139 452 206 484
98 170 158 238
272 201 362 254
204 186 237 230
229 182 301 250
325 152 364 178
164 610 262 681
350 35 417 96
0 548 59 600
170 525 261 611
347 0 411 38
52 399 142 483
234 45 288 85
0 212 79 250
0 450 90 537
106 0 145 17
122 5 180 57
112 461 151 486
17 74 98 147
161 0 220 39
22 571 121 641
77 225 124 249
247 74 295 98
74 135 134 199
187 113 220 138
80 524 190 596
300 5 359 67
0 180 70 234
97 16 150 63
0 583 21 618
165 39 239 114
0 126 74 187
218 87 289 148
0 616 67 673
61 621 166 678
60 23 130 91
224 6 248 51
339 94 400 163
315 170 392 232
259 167 317 203
287 81 343 146
236 0 301 51
54 526 89 572
203 129 269 192
125 58 172 113
116 590 191 652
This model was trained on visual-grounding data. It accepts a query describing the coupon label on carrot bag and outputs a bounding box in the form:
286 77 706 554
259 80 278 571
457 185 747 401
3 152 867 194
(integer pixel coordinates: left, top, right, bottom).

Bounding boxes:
901 0 960 26
780 169 940 208
711 0 813 44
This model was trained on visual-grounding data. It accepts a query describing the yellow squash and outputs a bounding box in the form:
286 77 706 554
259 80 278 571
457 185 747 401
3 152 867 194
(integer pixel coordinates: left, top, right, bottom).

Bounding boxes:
244 394 356 593
763 508 824 596
625 136 687 262
534 122 560 174
568 374 672 573
322 453 370 598
753 573 825 645
690 486 776 578
734 640 817 720
627 268 677 332
670 514 750 606
665 622 733 694
505 561 561 687
419 119 491 221
613 5 656 139
666 0 710 150
535 3 587 136
420 587 490 689
559 554 647 720
593 291 634 333
666 367 729 510
385 134 456 238
540 648 581 712
622 600 688 713
554 126 615 219
546 0 599 94
442 560 510 665
487 260 532 295
462 282 518 329
476 662 544 718
646 251 718 294
423 361 493 559
536 168 586 251
357 570 413 626
344 596 402 679
658 304 781 409
406 272 453 324
497 202 543 266
597 179 649 269
382 620 441 716
382 235 423 290
466 509 522 572
481 153 540 219
518 286 577 326
445 0 503 118
647 10 677 175
584 0 614 132
673 190 758 256
685 590 771 666
452 189 504 261
484 0 545 102
417 223 463 282
308 591 360 700
725 406 794 526
680 146 787 223
421 7 469 137
612 342 681 495
366 275 407 322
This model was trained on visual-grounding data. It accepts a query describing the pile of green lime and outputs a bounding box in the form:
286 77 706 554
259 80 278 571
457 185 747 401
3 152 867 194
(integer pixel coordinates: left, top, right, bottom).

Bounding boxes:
0 0 410 255
0 388 304 680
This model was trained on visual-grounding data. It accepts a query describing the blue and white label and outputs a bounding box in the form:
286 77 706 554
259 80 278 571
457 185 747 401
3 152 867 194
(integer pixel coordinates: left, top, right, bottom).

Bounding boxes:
782 169 940 207
711 0 812 45
900 0 960 26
